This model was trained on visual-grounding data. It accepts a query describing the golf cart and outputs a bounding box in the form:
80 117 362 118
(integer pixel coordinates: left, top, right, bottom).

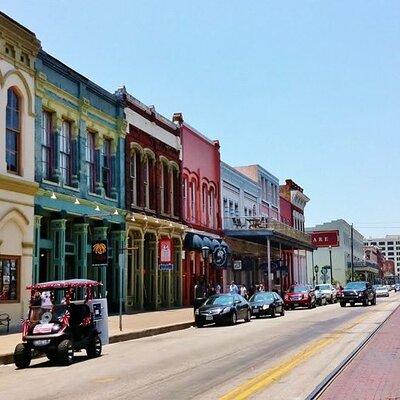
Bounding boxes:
14 279 108 368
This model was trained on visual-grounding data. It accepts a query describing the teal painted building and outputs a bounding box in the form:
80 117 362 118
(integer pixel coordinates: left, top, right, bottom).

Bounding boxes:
33 50 126 311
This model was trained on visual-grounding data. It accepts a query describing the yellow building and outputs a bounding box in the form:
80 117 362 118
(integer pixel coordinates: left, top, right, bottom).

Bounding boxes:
0 12 40 330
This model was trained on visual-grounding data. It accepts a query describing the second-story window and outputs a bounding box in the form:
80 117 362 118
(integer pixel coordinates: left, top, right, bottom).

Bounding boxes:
143 156 149 208
208 188 215 229
202 184 207 225
60 120 72 185
102 138 112 197
172 169 179 217
86 131 96 193
190 180 196 222
183 177 189 220
6 88 20 174
41 110 53 179
130 151 138 207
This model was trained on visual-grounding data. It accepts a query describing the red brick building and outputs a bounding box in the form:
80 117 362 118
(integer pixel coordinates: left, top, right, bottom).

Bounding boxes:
173 113 224 306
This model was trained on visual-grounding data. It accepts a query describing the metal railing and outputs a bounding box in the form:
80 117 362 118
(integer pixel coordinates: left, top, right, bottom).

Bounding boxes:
223 216 312 245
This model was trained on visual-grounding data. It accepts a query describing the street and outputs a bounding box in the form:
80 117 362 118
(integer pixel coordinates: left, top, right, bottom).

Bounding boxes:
0 295 398 400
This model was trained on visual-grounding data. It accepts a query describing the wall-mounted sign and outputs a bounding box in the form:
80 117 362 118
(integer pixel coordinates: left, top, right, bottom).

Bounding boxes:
91 240 108 267
213 246 228 268
311 230 340 248
160 263 174 271
233 260 242 270
159 238 172 264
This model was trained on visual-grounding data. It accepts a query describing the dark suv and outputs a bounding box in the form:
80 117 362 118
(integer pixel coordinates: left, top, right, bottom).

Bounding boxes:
340 281 376 307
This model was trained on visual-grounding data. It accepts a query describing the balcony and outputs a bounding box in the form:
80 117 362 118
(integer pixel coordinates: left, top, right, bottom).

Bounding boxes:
223 216 314 251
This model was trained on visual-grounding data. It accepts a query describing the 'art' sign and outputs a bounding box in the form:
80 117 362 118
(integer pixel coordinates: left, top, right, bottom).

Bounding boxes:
311 230 339 248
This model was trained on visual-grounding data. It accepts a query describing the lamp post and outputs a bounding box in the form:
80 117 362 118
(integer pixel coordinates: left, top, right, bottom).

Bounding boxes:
314 265 319 285
201 246 210 289
329 245 333 285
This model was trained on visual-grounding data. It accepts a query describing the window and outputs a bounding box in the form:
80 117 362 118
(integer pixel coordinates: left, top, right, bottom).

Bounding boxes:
86 131 96 193
172 169 179 216
130 152 138 206
0 257 19 302
183 177 189 219
202 185 207 224
208 189 215 229
143 156 149 208
60 120 72 185
41 110 53 179
102 139 112 197
190 180 196 222
6 89 20 174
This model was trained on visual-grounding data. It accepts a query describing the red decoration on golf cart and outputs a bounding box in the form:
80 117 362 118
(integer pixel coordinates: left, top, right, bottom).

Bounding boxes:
27 279 102 291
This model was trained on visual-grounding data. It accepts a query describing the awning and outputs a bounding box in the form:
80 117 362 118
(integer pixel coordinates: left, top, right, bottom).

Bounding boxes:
184 232 229 253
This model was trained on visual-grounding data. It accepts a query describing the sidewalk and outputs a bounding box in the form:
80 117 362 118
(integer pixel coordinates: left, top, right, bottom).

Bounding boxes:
0 307 194 365
319 304 400 400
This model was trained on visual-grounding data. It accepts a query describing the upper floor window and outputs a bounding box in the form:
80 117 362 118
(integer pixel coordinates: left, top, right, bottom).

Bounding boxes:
130 150 140 207
161 162 170 214
190 180 196 222
143 156 149 208
6 89 21 174
183 177 189 220
171 168 179 217
60 120 72 185
41 110 53 179
86 132 96 193
102 138 112 197
202 184 208 225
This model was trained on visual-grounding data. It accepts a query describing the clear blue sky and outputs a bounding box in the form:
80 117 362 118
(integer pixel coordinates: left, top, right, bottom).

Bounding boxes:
3 1 400 237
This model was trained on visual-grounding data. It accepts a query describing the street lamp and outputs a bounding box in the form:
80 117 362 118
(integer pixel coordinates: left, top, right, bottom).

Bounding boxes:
329 245 333 285
314 265 319 285
201 246 210 288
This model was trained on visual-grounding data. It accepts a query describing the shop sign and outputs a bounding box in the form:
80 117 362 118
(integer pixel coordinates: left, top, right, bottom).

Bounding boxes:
213 246 228 268
160 263 174 271
311 230 339 248
233 260 242 270
91 240 108 267
159 238 172 264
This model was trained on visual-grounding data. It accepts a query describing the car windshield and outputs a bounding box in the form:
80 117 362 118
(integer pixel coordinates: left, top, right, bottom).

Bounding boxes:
345 282 366 290
28 304 68 323
315 285 330 290
204 295 234 306
250 293 275 302
289 285 308 293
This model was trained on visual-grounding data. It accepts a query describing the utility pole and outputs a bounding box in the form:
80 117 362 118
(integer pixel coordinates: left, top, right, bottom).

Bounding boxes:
329 245 333 285
351 223 354 282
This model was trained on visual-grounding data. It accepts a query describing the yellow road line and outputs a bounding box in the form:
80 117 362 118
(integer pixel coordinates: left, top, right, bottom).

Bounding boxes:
219 302 394 400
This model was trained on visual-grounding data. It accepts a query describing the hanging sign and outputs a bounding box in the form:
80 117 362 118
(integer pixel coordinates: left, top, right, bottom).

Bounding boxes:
213 246 228 268
91 240 108 267
159 238 172 263
311 230 340 248
233 260 242 270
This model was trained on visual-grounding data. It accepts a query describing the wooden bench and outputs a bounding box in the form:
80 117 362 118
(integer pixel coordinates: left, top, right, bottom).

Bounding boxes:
0 313 11 333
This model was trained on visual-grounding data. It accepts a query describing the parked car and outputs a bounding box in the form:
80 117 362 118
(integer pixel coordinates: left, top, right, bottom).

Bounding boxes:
315 284 337 304
340 281 376 307
249 291 285 318
284 285 316 310
373 284 389 297
194 294 251 327
314 288 327 306
14 279 106 369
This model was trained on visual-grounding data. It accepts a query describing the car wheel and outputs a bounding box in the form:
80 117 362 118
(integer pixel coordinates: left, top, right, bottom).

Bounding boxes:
281 307 285 316
271 307 276 318
57 339 74 366
14 343 31 369
340 301 346 307
231 312 237 325
245 309 251 322
86 334 102 358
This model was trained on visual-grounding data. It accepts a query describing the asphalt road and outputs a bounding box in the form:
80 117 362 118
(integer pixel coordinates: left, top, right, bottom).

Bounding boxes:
1 294 398 400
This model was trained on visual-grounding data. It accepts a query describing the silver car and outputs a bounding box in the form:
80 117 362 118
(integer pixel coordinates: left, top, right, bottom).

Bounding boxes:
315 284 337 304
373 285 389 297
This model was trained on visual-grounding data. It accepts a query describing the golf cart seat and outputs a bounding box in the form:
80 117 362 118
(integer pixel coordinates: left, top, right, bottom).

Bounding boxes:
69 303 91 326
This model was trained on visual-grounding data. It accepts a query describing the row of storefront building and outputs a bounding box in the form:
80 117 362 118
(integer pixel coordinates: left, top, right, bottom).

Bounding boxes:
0 12 315 329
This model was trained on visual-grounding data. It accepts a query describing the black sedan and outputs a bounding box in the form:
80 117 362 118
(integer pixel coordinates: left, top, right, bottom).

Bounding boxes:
249 291 285 318
194 294 251 328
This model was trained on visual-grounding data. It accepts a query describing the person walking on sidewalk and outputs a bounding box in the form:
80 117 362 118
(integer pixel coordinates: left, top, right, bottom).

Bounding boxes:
229 281 239 294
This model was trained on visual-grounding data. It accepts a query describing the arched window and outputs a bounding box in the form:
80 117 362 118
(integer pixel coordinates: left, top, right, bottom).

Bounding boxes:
130 150 140 207
6 88 21 174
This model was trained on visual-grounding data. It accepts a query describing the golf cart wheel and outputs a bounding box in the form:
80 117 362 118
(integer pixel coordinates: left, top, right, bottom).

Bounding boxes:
231 312 237 325
14 343 31 369
87 334 102 358
245 309 251 322
57 339 74 365
340 301 346 307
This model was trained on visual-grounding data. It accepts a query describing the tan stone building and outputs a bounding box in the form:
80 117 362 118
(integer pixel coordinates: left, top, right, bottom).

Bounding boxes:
0 12 40 330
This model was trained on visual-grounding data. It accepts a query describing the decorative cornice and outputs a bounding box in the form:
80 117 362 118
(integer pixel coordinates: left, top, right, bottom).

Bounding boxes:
0 174 38 196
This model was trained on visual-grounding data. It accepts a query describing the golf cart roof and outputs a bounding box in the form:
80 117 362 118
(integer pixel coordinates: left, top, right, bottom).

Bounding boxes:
27 279 102 290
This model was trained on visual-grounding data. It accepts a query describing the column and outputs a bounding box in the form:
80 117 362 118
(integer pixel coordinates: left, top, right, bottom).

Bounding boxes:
111 230 126 308
73 223 89 278
267 238 271 291
154 236 159 310
50 219 66 281
32 215 42 284
93 226 109 296
138 238 144 310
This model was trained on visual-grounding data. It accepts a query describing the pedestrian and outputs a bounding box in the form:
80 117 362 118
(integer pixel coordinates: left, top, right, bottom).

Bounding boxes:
208 282 216 297
240 284 247 298
229 281 239 294
215 282 221 294
193 277 207 313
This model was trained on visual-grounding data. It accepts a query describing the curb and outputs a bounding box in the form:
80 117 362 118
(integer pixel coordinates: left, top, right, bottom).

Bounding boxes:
0 321 194 366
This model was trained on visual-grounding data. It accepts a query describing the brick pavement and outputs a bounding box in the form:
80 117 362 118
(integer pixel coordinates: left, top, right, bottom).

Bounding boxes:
319 305 400 400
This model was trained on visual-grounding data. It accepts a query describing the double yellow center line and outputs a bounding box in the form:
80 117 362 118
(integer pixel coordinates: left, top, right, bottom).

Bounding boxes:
219 302 394 400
